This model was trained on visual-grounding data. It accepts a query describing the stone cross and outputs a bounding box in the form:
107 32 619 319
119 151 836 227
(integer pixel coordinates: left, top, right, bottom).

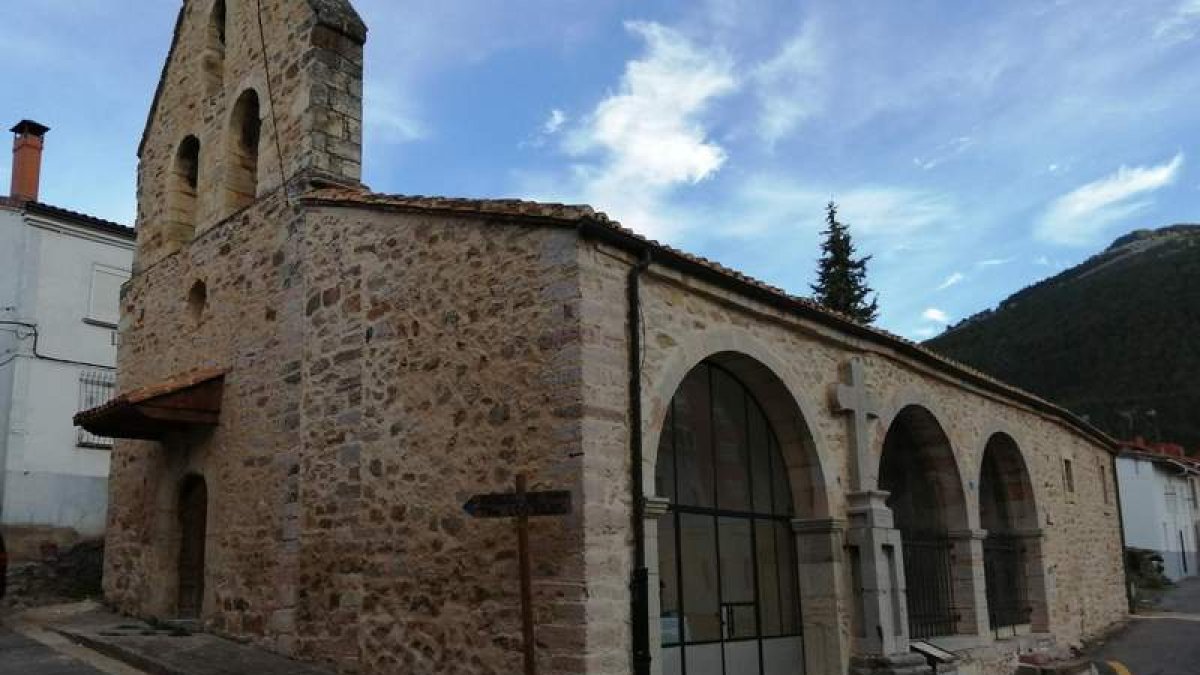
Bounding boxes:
831 358 881 493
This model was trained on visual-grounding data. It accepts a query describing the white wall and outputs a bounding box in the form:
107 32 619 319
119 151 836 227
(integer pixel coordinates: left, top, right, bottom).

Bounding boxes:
0 206 132 540
1117 454 1200 581
0 207 27 511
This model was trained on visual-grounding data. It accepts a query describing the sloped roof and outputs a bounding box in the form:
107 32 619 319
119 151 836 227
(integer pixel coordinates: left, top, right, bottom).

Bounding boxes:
138 0 367 158
299 186 1118 453
0 197 135 240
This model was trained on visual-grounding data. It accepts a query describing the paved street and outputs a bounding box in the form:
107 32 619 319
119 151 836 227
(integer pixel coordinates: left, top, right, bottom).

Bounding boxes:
0 624 105 675
1092 578 1200 675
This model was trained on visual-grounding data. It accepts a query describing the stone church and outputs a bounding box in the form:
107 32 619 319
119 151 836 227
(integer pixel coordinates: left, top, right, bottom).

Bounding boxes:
77 1 1127 674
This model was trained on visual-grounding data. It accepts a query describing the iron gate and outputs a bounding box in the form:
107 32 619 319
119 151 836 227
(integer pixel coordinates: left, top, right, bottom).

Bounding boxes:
983 534 1029 630
902 536 958 639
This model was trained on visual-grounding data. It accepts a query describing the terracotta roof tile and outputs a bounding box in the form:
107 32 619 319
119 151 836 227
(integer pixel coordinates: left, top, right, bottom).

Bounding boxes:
73 367 227 426
300 186 1116 451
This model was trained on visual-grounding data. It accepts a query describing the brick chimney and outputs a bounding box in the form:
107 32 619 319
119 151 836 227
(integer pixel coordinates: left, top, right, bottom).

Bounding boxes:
10 120 50 202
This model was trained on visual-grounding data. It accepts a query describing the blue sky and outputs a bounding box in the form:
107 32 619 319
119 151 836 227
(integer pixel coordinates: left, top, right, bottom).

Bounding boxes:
2 0 1197 339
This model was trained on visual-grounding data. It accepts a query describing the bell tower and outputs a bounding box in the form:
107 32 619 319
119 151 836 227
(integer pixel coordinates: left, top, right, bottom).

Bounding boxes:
135 0 367 271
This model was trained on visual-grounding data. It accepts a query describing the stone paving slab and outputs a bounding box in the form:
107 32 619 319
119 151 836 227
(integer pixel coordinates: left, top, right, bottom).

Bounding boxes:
50 610 332 675
0 624 107 675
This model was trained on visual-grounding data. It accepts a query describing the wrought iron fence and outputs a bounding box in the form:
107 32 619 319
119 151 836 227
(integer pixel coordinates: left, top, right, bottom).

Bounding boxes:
984 534 1030 630
77 369 116 448
903 536 958 639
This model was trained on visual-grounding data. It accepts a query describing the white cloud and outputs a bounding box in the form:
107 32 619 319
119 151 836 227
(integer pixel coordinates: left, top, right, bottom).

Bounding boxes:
913 136 976 171
728 179 956 240
1036 153 1184 246
554 21 737 238
752 22 826 145
543 109 567 135
975 257 1014 268
936 272 965 291
1155 0 1200 43
922 307 951 323
913 326 940 339
364 81 428 144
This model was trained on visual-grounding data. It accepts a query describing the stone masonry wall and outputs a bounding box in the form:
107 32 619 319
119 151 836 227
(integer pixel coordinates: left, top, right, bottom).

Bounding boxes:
290 206 588 674
576 241 1127 675
136 0 364 270
106 186 307 645
106 199 592 674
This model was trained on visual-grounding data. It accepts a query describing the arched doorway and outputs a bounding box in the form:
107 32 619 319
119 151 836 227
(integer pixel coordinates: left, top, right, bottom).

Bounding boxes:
655 360 808 675
177 475 208 619
979 433 1040 633
878 406 969 639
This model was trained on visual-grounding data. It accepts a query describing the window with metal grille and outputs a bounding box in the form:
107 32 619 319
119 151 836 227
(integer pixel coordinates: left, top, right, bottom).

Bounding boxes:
655 362 802 675
77 370 116 449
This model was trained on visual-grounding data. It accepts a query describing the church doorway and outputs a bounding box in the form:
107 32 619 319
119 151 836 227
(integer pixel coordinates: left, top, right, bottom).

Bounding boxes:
654 359 810 675
177 474 208 619
879 406 969 640
979 434 1038 632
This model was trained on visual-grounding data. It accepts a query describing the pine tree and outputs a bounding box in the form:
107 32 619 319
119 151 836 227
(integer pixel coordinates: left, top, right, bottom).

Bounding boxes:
811 201 880 324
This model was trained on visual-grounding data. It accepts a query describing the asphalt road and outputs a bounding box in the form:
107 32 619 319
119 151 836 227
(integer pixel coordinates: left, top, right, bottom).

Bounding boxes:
0 624 105 675
1092 578 1200 675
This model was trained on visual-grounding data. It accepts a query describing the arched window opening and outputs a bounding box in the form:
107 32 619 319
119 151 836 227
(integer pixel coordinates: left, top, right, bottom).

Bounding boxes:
177 474 208 619
655 362 802 675
979 434 1038 632
202 0 228 94
226 89 261 213
879 406 968 640
169 136 201 243
211 0 227 47
187 280 208 324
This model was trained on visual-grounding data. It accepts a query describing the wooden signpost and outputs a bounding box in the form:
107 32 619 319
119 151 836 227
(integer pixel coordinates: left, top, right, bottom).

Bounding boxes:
464 474 572 675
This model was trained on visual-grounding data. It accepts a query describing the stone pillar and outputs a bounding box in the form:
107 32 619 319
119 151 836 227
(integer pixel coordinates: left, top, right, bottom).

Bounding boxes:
947 529 990 638
846 490 930 674
793 517 850 675
644 495 671 675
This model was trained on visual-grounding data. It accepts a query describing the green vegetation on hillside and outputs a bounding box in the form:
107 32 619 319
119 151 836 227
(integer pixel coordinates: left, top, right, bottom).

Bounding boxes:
927 225 1200 451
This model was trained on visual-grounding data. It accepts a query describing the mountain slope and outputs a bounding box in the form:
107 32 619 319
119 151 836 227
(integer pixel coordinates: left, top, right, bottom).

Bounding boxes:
926 224 1200 450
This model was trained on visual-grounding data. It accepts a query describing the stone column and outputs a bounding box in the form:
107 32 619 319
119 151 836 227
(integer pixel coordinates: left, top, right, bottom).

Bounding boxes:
644 495 671 675
793 517 850 675
947 529 990 638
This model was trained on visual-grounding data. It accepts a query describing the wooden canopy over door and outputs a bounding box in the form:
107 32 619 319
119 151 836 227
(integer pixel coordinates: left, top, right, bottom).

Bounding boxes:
73 368 227 440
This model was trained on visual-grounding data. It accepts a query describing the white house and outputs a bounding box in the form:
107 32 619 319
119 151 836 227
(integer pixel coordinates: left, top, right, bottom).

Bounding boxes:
0 120 134 561
1115 440 1200 581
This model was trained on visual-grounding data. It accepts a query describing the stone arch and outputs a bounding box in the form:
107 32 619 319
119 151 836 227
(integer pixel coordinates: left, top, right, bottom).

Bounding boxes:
644 331 833 519
225 88 263 214
874 392 974 522
645 335 846 675
978 431 1050 632
877 403 979 639
878 404 970 533
167 135 201 247
201 0 228 95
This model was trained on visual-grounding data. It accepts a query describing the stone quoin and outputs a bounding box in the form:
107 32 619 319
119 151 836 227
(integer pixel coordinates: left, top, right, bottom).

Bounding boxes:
82 1 1128 674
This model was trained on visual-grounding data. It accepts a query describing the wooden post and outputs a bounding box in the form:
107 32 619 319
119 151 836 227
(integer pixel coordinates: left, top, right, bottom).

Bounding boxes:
517 473 536 675
463 475 571 675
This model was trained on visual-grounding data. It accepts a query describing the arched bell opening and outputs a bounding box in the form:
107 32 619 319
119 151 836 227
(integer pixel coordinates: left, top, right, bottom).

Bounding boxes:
878 405 972 640
224 89 262 215
653 354 829 675
979 433 1047 634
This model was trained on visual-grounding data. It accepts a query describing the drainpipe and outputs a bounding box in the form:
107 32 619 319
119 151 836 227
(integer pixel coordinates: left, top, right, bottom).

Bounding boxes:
628 248 653 675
